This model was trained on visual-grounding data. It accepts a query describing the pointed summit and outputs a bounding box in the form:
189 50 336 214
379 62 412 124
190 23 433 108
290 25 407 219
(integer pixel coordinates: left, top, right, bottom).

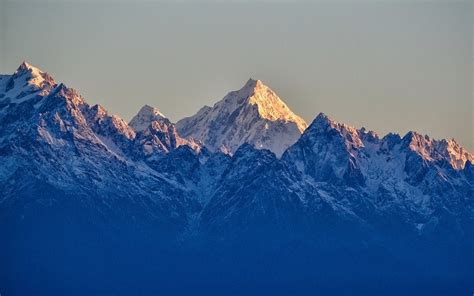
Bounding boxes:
233 78 264 99
14 61 46 78
129 104 166 132
176 78 308 157
17 61 33 72
13 61 39 76
223 78 307 132
309 112 335 131
138 104 166 118
242 78 264 91
1 61 56 101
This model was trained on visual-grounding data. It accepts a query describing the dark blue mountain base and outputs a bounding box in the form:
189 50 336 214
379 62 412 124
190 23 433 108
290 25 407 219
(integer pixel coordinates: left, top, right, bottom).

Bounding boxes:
0 199 472 296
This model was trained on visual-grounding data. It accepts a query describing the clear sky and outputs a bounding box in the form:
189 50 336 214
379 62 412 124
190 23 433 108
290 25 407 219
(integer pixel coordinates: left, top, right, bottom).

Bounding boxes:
1 0 472 151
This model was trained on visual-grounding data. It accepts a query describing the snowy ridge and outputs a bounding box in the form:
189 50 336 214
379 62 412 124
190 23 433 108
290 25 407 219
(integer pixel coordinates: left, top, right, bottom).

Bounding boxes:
176 78 308 157
1 61 472 295
284 112 473 220
402 131 473 170
0 62 472 247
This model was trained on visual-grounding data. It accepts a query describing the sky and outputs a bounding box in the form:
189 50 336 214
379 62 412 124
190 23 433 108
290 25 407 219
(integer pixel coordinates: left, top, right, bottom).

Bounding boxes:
1 0 472 151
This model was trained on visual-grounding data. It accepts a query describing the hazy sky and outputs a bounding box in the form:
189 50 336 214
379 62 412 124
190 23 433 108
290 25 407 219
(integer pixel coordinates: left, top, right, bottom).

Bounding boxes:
1 0 472 150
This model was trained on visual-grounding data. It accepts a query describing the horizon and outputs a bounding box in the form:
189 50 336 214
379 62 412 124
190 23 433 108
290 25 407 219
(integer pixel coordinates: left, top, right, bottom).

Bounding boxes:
1 1 472 151
3 59 472 152
1 2 473 295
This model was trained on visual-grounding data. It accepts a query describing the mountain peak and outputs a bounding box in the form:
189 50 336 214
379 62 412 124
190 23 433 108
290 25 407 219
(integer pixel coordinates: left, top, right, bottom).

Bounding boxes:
14 61 44 77
309 113 369 140
129 104 166 132
306 113 341 134
176 78 308 157
17 61 33 71
243 78 264 89
235 78 307 132
401 131 473 169
1 61 56 101
138 104 166 118
229 78 266 101
312 112 334 126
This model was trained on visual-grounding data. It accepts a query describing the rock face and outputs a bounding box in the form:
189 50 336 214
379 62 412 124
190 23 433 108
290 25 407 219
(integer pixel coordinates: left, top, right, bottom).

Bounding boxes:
1 62 473 295
176 78 308 157
129 104 202 168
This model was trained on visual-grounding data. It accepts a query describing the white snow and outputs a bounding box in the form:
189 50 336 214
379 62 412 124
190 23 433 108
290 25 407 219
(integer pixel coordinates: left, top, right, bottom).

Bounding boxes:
0 61 472 236
0 61 56 105
176 78 308 157
406 132 473 170
129 104 166 132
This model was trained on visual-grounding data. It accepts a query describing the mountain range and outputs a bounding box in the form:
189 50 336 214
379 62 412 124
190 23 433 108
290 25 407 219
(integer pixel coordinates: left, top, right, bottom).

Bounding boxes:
0 62 472 295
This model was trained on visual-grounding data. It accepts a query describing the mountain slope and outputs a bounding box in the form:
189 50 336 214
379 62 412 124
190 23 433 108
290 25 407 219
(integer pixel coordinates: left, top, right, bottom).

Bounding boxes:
176 79 307 157
1 62 473 295
282 112 473 240
0 63 194 233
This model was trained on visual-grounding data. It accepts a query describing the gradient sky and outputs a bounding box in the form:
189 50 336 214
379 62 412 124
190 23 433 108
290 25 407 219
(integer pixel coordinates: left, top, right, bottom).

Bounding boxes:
1 0 472 150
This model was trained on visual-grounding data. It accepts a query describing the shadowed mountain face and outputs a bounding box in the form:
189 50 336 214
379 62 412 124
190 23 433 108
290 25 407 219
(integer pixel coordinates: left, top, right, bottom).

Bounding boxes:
0 63 473 295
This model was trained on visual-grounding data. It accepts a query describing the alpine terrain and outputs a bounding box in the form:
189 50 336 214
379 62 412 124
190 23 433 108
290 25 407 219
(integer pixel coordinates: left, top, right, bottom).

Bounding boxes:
0 62 472 295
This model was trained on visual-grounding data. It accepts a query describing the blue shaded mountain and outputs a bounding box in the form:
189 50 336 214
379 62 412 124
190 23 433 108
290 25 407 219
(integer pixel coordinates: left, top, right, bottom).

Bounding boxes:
0 62 472 295
0 63 195 233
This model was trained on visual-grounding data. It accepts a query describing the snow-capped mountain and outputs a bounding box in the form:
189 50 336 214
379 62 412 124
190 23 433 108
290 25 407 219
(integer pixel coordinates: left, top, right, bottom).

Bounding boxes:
1 62 472 236
176 78 308 157
130 104 201 165
1 62 473 295
133 113 201 161
278 113 473 247
0 61 56 105
129 104 166 132
0 62 194 232
1 62 472 237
